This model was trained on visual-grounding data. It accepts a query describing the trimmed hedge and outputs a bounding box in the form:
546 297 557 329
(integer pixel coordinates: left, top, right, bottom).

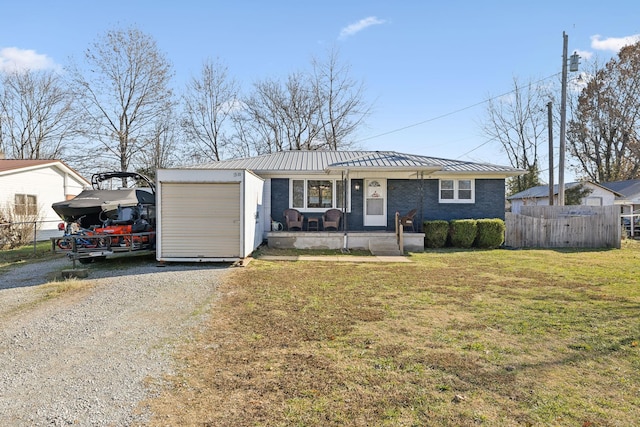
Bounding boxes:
474 218 505 248
449 219 477 248
422 218 506 249
423 220 449 248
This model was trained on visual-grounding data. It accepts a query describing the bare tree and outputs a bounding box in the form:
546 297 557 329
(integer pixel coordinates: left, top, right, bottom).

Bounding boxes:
233 49 370 155
233 77 284 155
182 58 239 162
238 73 317 153
0 69 77 159
137 113 182 180
311 48 370 150
67 26 174 183
568 42 640 182
228 112 264 158
285 72 323 150
482 77 552 194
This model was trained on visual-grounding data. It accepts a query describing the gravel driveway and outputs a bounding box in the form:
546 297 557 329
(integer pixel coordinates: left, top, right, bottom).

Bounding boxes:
0 255 230 426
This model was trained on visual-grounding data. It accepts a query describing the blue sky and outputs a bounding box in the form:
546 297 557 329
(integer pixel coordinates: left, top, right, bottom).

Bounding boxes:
1 1 639 181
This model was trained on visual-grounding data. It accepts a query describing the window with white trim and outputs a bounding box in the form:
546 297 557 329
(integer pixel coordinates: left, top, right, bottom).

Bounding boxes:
291 179 346 210
439 179 475 203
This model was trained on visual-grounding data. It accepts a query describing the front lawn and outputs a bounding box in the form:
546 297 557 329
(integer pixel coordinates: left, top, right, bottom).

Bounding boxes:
147 242 640 426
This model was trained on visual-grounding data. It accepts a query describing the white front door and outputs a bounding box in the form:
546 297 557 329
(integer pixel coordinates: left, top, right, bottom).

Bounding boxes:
363 179 386 226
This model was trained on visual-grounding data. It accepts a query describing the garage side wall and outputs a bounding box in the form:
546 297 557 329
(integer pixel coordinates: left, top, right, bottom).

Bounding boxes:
243 171 265 256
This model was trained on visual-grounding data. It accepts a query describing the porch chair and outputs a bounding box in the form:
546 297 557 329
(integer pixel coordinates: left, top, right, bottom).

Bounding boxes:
322 208 343 231
283 208 304 231
399 208 417 232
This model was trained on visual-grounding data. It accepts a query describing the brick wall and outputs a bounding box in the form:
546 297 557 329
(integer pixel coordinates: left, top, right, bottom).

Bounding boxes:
271 177 506 231
271 178 289 224
388 178 506 227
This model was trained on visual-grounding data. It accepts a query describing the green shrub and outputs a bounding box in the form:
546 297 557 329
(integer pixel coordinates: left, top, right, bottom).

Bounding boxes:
423 220 449 248
449 219 477 248
474 218 505 248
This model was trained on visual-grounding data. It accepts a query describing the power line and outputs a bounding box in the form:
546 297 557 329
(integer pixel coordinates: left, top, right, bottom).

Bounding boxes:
356 72 562 147
455 135 499 159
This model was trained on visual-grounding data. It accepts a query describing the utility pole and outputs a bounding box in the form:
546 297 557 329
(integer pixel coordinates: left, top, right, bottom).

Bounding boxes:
558 31 580 206
558 31 568 206
548 101 554 205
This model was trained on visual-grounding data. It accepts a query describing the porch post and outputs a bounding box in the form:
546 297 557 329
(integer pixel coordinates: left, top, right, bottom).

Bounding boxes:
342 170 349 253
419 171 424 233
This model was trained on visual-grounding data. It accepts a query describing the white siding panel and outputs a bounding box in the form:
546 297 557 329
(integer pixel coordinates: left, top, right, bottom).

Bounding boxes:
0 165 87 237
160 183 240 258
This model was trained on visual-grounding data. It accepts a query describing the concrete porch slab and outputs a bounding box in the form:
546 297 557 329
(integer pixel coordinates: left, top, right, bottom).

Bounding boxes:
266 231 424 252
258 255 412 263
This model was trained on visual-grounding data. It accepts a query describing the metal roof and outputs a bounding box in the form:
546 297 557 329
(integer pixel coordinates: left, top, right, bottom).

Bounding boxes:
194 150 523 175
508 183 568 199
508 181 623 200
600 179 640 199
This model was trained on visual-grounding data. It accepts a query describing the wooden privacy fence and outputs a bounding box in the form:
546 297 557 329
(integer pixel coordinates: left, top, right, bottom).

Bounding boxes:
505 205 621 249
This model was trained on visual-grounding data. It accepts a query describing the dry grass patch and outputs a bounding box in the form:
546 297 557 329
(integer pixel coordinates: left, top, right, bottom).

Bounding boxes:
147 244 640 426
0 240 60 272
0 278 94 321
40 278 93 299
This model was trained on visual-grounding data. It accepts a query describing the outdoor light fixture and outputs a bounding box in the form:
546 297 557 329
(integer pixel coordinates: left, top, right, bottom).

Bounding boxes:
354 182 361 191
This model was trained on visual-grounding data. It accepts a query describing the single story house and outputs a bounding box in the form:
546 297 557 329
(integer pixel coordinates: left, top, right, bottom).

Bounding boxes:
599 180 640 236
0 159 90 240
599 179 640 213
157 150 522 257
508 182 620 214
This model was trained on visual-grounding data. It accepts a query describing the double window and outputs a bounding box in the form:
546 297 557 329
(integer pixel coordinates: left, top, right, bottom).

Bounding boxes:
291 179 345 210
15 194 38 215
439 179 474 203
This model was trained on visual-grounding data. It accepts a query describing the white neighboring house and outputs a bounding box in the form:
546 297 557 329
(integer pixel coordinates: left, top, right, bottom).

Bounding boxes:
0 160 90 240
599 180 640 237
599 179 640 213
508 182 620 214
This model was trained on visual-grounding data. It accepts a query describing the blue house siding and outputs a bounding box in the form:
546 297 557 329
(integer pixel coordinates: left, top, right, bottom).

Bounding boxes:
422 179 506 221
271 177 505 231
348 179 364 231
387 179 506 228
271 178 290 226
272 178 357 230
386 179 423 230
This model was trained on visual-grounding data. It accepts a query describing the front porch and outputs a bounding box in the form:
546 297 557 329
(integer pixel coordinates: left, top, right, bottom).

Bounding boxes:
266 231 425 253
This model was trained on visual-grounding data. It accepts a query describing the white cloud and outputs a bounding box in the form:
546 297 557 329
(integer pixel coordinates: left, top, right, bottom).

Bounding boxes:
590 34 640 52
0 47 59 73
339 16 385 39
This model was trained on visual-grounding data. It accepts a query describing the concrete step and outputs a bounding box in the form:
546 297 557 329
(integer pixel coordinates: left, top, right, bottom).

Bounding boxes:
369 239 403 256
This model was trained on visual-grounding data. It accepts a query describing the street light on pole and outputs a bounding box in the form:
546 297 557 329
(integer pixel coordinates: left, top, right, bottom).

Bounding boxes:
558 31 580 206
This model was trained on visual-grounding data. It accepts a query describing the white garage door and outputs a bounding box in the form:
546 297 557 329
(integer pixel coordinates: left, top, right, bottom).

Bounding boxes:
160 182 241 258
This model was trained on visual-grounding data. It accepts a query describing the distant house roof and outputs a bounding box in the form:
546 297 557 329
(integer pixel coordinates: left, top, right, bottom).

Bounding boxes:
0 159 58 173
194 150 523 176
508 181 622 200
599 180 640 199
0 159 90 185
